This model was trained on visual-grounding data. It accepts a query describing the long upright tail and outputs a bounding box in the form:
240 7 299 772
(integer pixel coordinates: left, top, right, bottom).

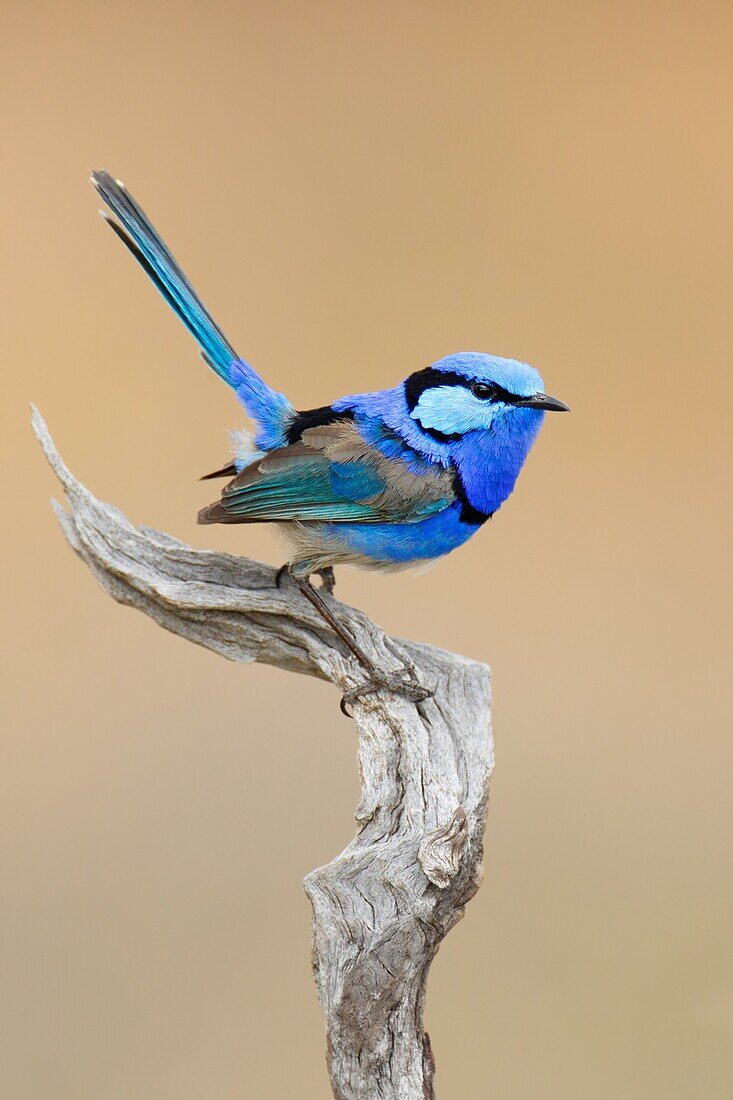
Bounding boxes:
91 170 238 381
91 171 293 449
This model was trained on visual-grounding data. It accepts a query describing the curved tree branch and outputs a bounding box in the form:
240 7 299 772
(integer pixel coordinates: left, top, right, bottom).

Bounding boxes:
32 406 493 1100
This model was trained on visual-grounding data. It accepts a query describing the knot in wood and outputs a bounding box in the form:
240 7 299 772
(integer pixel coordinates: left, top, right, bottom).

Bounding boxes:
417 806 469 888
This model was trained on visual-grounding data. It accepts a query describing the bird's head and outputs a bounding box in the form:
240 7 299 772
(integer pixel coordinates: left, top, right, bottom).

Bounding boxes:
404 352 568 443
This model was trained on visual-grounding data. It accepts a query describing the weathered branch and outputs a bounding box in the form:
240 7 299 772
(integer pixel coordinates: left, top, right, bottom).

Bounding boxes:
32 406 493 1100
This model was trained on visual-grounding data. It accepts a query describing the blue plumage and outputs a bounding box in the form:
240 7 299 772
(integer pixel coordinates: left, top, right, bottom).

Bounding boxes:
228 360 293 451
91 171 568 582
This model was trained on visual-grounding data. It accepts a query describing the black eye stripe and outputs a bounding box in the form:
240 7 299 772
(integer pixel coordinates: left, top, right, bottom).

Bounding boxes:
404 367 522 411
404 368 469 411
470 379 520 402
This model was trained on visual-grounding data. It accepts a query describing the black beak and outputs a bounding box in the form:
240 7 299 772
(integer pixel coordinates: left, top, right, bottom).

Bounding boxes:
514 392 570 412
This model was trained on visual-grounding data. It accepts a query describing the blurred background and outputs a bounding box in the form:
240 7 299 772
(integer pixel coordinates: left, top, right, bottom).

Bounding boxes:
2 2 731 1096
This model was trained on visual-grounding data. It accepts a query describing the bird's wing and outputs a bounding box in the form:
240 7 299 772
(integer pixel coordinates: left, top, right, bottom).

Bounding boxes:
198 420 454 525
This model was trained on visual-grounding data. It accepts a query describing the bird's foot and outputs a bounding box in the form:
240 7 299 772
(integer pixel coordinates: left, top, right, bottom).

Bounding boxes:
340 666 433 716
274 562 290 589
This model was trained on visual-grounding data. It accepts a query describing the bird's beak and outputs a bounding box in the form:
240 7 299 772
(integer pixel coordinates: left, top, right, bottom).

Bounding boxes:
514 392 570 412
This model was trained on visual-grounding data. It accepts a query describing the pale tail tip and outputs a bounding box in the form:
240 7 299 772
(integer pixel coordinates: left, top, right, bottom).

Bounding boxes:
89 170 125 190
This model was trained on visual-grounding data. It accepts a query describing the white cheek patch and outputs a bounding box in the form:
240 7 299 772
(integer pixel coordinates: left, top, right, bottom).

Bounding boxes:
411 385 495 436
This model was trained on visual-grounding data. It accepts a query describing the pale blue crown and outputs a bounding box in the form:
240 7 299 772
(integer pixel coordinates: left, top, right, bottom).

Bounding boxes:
431 352 544 397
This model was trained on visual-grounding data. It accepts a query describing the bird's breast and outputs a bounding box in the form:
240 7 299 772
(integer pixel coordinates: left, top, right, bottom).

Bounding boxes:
451 414 544 516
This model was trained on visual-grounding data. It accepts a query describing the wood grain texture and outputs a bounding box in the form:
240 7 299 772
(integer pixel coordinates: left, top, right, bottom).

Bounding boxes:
32 406 493 1100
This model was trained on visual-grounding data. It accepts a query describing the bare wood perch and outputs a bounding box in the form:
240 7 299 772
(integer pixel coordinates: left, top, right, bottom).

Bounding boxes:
32 406 493 1100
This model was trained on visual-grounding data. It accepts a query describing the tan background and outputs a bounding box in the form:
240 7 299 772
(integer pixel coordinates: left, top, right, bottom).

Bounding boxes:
2 2 732 1096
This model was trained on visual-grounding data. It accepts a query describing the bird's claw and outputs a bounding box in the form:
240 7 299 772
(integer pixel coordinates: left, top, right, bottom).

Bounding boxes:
340 667 433 716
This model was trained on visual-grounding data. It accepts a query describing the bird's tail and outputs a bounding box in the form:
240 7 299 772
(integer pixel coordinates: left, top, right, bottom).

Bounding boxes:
90 171 293 448
91 170 239 381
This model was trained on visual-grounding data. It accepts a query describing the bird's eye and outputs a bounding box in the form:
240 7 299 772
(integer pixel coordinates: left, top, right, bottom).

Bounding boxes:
471 381 496 400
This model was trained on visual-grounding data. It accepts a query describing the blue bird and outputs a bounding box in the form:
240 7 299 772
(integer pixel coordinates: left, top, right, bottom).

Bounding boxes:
91 171 568 706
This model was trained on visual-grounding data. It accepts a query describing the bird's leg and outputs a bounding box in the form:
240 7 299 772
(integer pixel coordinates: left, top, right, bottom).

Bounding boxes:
287 566 432 713
293 572 381 672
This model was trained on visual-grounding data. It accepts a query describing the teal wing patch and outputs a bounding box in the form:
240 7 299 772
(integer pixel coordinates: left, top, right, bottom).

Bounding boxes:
220 454 390 522
328 460 385 503
198 422 455 526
